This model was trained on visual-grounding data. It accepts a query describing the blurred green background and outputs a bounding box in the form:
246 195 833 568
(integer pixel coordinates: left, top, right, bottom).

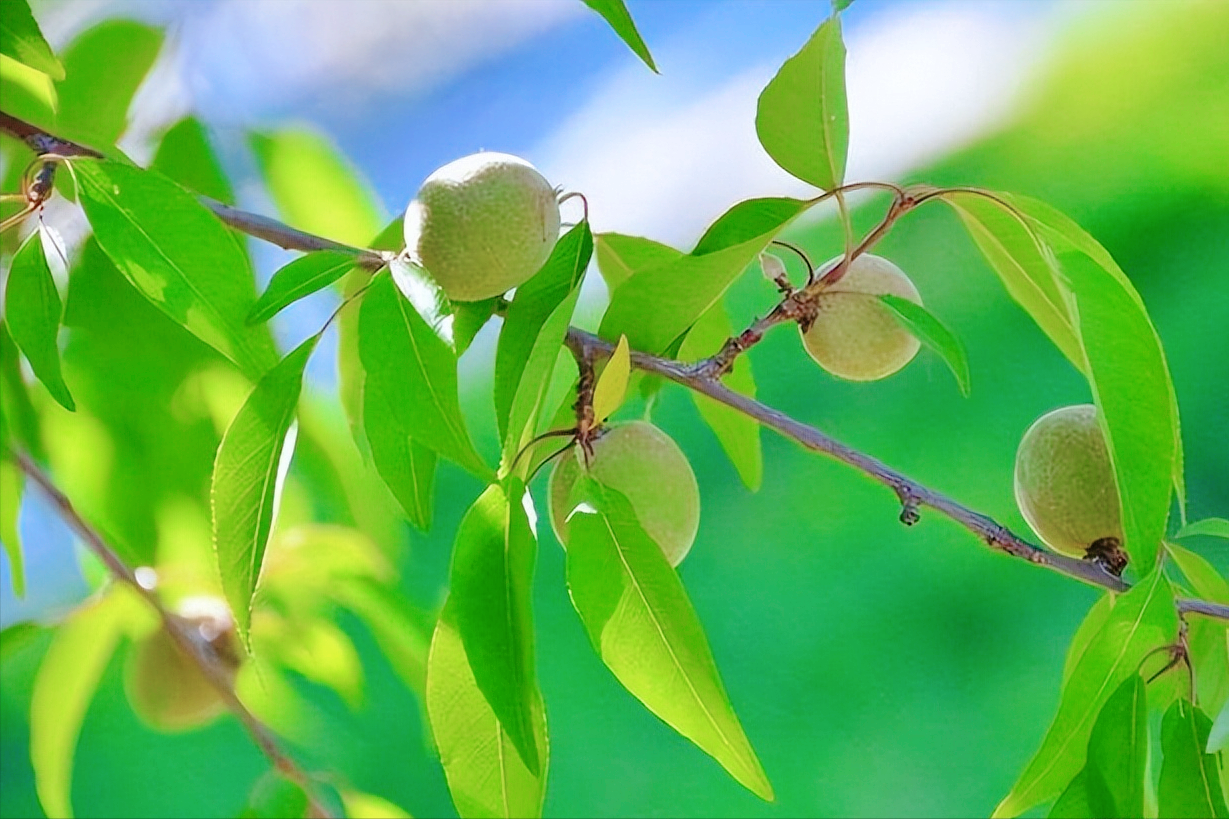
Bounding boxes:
2 1 1227 817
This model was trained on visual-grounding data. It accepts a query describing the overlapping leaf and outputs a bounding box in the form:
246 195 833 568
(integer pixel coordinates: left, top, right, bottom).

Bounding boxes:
1177 517 1229 541
76 160 278 379
594 232 682 291
0 0 64 79
565 479 773 800
248 250 358 325
151 117 234 205
581 0 657 72
56 20 162 147
4 229 74 410
879 294 970 397
1159 700 1228 818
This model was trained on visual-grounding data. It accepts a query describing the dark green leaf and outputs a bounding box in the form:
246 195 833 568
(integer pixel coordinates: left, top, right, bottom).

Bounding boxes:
241 770 309 819
248 250 357 325
0 321 43 459
1048 771 1093 818
581 0 658 72
566 480 774 800
151 117 234 205
1166 542 1229 604
76 160 278 379
364 400 436 530
678 302 762 490
0 455 23 596
426 601 548 818
358 275 489 479
212 337 316 642
601 198 807 353
452 297 500 356
448 482 541 775
1 621 44 662
4 229 73 410
1085 674 1148 818
249 128 384 246
755 15 848 191
879 294 971 397
1159 700 1228 818
594 232 682 290
1177 518 1229 541
56 20 162 147
0 0 63 79
993 568 1177 817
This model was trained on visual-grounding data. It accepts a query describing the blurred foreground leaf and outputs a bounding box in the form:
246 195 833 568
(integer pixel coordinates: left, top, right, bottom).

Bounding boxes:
0 0 63 79
5 228 73 410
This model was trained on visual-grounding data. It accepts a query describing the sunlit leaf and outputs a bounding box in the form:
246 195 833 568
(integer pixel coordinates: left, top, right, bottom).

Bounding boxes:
56 20 162 147
993 568 1177 817
426 601 547 819
1177 518 1229 541
678 302 762 491
594 232 681 290
1166 542 1229 604
76 160 278 380
31 588 138 819
390 257 453 346
341 790 413 819
592 335 630 424
452 297 500 357
0 0 63 79
581 0 657 72
0 456 23 596
358 275 488 479
1085 674 1147 818
248 250 358 325
448 482 541 774
1062 594 1115 685
0 321 43 459
364 404 436 530
152 116 234 205
601 198 807 353
755 14 848 191
1159 700 1227 818
879 294 971 397
212 337 315 641
4 228 73 410
0 52 56 128
566 480 774 800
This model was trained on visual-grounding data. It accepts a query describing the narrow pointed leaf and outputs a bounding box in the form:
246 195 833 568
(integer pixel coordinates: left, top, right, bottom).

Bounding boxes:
592 335 630 424
879 294 971 397
212 337 316 641
993 569 1176 817
358 275 489 479
1177 518 1229 541
594 233 682 290
364 399 436 530
427 601 547 819
1166 542 1229 604
581 0 657 72
390 257 453 347
151 116 234 205
0 456 23 596
0 0 63 79
453 298 500 357
1085 674 1148 818
448 483 541 775
1159 700 1228 818
755 15 848 191
56 21 161 147
5 229 73 410
76 160 278 379
0 322 42 459
566 481 774 800
248 250 357 325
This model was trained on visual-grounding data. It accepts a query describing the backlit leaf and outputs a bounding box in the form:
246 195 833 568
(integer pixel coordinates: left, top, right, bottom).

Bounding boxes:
755 15 848 191
879 294 971 397
594 232 681 290
566 480 774 800
0 456 23 596
1166 542 1229 605
248 250 358 325
5 228 73 410
76 160 278 379
1177 518 1229 541
341 790 413 819
56 20 162 147
0 0 63 79
592 335 630 424
152 117 234 205
1085 674 1148 818
212 337 316 641
452 298 500 357
363 404 436 530
581 0 658 72
1159 700 1228 818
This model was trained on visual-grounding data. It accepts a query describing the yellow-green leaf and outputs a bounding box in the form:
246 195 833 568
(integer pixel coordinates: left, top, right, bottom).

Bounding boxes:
592 335 630 424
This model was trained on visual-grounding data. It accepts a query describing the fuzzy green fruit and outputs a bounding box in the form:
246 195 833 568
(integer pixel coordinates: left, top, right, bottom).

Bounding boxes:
405 151 561 302
800 254 922 381
124 596 240 732
548 421 700 567
1014 404 1123 558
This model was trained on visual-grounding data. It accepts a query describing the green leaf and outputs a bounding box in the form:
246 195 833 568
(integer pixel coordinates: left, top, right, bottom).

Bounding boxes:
389 257 453 346
452 298 500 357
755 14 848 191
31 589 135 819
364 405 436 530
0 0 63 79
594 232 682 290
56 20 162 147
1008 193 1186 532
943 192 1086 372
335 577 433 697
832 0 854 10
1211 700 1229 755
1062 594 1115 685
1166 542 1229 605
76 160 278 380
592 335 630 424
0 321 43 459
340 790 413 819
0 455 23 596
358 274 489 479
1083 674 1148 818
151 117 235 205
1159 700 1228 818
581 0 658 72
249 128 384 246
678 301 762 491
495 223 591 462
0 52 57 128
4 229 73 410
1177 518 1229 541
879 294 971 397
993 568 1177 817
448 482 541 775
426 601 547 819
1048 771 1093 819
601 198 807 353
248 250 358 325
241 770 310 819
1 621 45 663
212 337 316 642
566 480 774 801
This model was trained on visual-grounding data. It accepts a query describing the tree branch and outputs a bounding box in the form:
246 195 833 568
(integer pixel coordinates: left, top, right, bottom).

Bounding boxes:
13 452 335 817
2 110 1224 626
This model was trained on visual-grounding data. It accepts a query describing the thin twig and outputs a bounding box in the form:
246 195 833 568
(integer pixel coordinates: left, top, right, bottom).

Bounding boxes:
13 453 335 818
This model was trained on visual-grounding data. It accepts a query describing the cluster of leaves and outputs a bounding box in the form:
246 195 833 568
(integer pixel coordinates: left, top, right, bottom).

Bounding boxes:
1 1 1226 817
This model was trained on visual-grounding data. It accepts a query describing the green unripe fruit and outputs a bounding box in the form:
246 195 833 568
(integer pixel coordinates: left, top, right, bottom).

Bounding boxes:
548 421 700 567
1013 404 1123 559
799 254 922 381
405 151 561 302
124 596 240 732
